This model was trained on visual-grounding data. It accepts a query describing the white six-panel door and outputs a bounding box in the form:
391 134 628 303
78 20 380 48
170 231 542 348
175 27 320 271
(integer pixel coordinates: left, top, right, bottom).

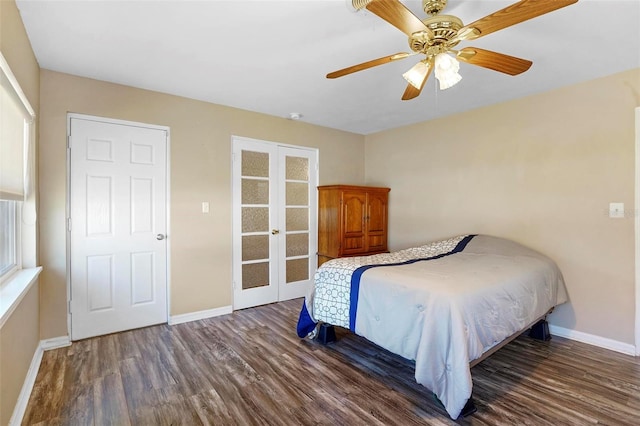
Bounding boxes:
232 136 317 310
69 116 168 340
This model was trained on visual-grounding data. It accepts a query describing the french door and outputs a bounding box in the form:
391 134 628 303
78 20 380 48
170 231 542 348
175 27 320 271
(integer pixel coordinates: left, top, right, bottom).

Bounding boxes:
69 115 169 340
232 136 317 309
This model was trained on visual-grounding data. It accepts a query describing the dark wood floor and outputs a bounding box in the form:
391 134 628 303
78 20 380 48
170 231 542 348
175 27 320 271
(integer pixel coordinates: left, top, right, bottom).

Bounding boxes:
23 299 640 425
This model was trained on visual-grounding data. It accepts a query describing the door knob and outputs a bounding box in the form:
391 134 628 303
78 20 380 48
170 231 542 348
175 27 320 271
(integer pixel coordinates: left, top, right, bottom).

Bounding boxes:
271 229 280 235
156 234 166 240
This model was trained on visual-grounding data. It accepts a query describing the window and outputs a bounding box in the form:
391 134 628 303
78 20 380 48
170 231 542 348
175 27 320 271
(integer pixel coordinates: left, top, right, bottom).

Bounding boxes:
0 200 18 277
1 52 34 283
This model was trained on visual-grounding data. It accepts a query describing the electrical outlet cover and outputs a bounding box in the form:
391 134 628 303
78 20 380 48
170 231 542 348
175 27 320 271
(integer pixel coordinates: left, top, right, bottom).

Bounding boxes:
609 202 624 218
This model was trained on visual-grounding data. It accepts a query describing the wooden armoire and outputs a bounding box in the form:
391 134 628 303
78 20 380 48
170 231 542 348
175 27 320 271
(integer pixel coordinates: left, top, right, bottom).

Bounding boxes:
317 185 390 266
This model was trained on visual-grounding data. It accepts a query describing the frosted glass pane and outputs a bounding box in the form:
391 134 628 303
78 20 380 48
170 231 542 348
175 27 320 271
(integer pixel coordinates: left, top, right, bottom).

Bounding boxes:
242 235 269 261
286 208 308 231
242 150 269 177
286 182 308 206
242 262 269 289
286 258 308 283
242 179 269 205
242 207 269 232
286 156 308 180
286 233 308 257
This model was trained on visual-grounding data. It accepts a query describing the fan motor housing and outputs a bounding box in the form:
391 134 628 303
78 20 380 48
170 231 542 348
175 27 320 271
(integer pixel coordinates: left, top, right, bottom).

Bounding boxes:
353 0 449 15
408 15 463 53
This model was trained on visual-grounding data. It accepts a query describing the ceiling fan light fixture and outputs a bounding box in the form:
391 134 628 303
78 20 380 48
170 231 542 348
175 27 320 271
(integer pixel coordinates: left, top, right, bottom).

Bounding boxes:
402 61 429 90
434 52 462 90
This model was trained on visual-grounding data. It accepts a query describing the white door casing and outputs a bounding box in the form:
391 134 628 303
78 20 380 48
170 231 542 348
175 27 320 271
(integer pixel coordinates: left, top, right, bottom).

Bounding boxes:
635 106 639 355
232 136 317 310
68 115 169 340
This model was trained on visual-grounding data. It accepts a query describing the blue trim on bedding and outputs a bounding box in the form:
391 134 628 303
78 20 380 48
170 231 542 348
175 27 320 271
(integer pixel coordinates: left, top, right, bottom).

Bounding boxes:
296 301 317 338
349 234 477 332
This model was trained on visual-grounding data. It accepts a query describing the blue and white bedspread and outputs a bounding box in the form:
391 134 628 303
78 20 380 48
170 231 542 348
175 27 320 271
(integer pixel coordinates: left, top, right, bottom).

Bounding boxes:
296 234 568 420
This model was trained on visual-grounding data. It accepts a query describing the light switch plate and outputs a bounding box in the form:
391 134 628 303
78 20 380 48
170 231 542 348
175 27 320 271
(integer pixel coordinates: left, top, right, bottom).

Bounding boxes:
202 202 210 214
609 202 624 218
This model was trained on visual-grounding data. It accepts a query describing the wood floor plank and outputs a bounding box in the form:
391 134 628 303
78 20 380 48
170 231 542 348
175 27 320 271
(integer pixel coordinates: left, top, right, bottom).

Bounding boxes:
22 299 640 425
93 372 131 426
22 348 67 424
188 389 234 426
56 383 95 426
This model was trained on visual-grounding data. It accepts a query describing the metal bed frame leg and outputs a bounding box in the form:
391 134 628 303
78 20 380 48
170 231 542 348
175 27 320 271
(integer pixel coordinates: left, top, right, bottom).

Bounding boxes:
460 397 478 418
317 323 336 345
528 319 551 341
433 394 477 418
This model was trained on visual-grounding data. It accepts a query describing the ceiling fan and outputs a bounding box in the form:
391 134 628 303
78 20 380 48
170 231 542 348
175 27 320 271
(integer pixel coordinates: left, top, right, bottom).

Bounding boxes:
327 0 578 100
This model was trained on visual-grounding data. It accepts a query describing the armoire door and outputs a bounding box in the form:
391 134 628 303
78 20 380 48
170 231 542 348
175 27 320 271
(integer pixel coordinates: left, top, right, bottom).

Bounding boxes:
232 136 317 310
365 190 388 253
340 191 366 255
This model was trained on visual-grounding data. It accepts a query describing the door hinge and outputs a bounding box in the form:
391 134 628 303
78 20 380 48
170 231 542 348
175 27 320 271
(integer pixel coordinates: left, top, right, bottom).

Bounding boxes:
67 134 71 149
68 300 72 314
67 217 72 232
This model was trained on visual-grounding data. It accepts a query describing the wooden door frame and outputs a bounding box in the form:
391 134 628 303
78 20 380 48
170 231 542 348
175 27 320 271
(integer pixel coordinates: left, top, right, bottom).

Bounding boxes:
65 113 171 339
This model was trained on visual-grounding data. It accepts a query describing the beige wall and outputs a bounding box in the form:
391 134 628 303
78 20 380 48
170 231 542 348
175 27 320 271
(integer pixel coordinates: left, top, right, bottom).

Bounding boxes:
39 69 365 338
1 0 39 105
0 285 39 424
365 68 640 345
0 0 41 422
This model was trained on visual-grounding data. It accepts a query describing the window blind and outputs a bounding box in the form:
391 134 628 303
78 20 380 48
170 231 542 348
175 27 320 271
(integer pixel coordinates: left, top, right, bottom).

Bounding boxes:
0 56 32 201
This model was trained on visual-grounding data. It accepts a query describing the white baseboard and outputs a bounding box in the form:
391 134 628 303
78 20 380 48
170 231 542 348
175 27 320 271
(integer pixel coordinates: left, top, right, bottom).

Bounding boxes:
169 305 232 325
40 335 71 351
549 324 636 356
9 335 71 425
8 343 42 426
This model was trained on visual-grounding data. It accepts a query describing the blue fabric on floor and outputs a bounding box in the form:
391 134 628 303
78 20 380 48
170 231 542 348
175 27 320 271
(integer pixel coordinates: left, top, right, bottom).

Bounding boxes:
296 300 316 338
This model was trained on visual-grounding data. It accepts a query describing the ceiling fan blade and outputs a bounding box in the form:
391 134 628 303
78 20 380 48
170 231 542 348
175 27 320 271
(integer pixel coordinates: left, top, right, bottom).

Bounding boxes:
402 60 433 100
455 0 578 41
366 0 434 38
456 47 532 75
326 52 414 79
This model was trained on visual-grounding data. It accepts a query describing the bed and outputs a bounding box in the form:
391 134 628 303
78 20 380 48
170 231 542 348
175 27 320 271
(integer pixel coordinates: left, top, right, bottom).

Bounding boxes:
296 234 568 419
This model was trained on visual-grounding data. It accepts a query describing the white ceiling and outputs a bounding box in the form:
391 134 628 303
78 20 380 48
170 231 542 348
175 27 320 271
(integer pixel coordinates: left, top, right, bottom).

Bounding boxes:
16 0 640 135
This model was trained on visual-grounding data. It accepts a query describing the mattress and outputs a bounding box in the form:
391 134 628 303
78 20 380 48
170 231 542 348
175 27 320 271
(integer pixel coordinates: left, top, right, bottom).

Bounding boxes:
297 234 568 419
